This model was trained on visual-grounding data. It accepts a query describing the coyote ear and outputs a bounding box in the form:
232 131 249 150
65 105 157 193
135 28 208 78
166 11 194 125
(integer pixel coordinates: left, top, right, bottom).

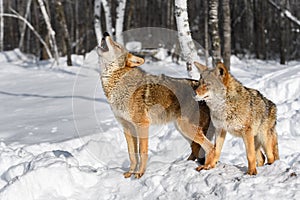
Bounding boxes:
215 62 229 83
194 62 208 72
126 53 145 67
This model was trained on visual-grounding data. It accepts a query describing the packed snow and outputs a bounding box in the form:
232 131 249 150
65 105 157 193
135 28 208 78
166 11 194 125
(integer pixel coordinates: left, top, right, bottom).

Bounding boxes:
0 49 299 199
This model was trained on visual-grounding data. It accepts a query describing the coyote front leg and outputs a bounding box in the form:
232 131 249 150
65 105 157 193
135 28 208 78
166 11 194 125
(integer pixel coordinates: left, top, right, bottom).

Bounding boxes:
135 125 149 179
243 128 257 175
123 128 138 178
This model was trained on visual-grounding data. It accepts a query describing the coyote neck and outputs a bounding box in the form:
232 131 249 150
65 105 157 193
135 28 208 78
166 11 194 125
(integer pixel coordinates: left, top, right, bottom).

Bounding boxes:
101 66 133 99
209 75 245 130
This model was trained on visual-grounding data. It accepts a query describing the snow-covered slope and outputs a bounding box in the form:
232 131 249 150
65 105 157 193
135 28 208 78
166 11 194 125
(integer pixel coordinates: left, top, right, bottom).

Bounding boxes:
0 50 299 199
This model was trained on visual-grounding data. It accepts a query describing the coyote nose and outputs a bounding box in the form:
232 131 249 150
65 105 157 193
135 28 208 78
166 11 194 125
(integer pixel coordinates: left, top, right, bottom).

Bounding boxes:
103 32 110 38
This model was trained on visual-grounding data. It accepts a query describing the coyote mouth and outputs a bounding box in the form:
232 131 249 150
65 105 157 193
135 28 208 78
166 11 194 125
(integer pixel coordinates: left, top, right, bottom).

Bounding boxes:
99 38 109 52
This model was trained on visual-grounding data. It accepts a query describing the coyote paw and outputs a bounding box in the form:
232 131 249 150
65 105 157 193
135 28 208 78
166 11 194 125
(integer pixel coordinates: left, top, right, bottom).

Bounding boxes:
134 172 144 179
123 171 133 178
246 168 257 175
195 165 211 171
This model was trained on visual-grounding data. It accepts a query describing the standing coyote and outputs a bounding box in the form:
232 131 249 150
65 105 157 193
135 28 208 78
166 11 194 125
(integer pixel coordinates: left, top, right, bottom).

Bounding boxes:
97 32 215 178
194 61 279 175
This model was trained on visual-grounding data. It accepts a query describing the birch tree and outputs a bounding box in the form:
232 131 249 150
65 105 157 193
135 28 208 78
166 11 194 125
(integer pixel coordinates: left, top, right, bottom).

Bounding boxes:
102 0 113 36
37 0 59 64
115 0 127 44
204 0 209 66
0 0 3 51
209 0 221 66
19 0 32 51
94 0 102 45
222 0 231 69
174 0 200 76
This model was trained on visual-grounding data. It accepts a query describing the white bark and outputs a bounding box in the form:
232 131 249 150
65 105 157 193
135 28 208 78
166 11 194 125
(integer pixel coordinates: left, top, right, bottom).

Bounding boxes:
19 0 32 50
175 0 200 76
1 12 52 58
0 0 3 51
94 0 102 45
115 0 126 44
102 0 113 36
209 0 221 65
37 0 59 64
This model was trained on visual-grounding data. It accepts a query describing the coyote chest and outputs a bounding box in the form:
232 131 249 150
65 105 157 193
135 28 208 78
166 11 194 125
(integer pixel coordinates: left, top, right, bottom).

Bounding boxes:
210 105 245 136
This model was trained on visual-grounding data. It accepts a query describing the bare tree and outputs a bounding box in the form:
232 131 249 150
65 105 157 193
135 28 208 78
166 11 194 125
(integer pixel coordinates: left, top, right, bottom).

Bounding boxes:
222 0 231 69
37 0 59 64
94 0 102 45
204 0 209 66
1 11 52 58
102 0 113 36
19 0 32 51
0 0 3 52
209 0 221 66
175 0 200 75
115 0 127 44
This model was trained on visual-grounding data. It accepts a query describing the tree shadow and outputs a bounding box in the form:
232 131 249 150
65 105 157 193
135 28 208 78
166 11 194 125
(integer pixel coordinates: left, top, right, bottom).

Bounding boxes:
0 90 107 103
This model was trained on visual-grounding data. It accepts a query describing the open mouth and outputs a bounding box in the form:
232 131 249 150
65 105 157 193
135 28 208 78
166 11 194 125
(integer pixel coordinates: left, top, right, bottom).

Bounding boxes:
99 37 109 52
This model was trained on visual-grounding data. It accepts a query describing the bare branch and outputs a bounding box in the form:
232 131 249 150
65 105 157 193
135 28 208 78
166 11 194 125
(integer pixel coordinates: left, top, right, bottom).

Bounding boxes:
1 11 52 59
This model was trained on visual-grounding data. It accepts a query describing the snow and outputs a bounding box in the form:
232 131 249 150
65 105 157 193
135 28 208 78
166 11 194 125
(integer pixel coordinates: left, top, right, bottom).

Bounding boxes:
0 49 300 199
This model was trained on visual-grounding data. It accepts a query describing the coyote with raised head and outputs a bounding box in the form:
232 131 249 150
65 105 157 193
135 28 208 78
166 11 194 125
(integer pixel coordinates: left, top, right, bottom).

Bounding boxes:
194 61 279 175
97 32 215 178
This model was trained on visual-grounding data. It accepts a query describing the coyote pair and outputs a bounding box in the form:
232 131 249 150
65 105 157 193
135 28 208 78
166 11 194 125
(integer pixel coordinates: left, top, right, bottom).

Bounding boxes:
97 33 279 178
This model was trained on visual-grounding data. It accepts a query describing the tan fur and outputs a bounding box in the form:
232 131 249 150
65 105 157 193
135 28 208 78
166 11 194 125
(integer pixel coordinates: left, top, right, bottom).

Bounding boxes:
194 61 279 175
97 34 215 178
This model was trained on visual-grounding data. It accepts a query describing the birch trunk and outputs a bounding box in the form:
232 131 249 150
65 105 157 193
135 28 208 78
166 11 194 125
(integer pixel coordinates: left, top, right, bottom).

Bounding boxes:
19 0 32 51
222 0 231 69
174 0 200 75
94 0 102 45
37 0 59 64
0 0 3 51
102 0 113 36
1 12 52 59
209 0 221 66
204 0 209 66
115 0 126 44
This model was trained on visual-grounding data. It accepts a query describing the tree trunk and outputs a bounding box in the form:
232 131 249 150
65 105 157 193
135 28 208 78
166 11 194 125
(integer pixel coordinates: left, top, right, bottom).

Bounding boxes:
174 0 200 76
222 0 231 69
37 0 59 64
204 0 209 66
115 0 126 44
94 0 102 45
19 0 32 51
55 0 72 66
102 0 113 36
209 0 221 66
279 0 287 65
0 0 3 51
253 0 266 60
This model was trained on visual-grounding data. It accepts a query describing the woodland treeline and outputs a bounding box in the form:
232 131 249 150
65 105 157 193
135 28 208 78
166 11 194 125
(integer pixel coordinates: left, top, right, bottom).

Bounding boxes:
1 0 299 64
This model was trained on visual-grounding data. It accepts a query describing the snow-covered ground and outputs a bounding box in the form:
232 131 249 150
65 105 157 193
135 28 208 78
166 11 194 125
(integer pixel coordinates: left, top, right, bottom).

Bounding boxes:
0 49 299 199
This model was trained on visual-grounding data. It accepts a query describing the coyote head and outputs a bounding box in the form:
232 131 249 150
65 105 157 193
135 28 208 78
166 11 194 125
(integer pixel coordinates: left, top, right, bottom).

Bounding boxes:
97 32 144 71
193 62 228 105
